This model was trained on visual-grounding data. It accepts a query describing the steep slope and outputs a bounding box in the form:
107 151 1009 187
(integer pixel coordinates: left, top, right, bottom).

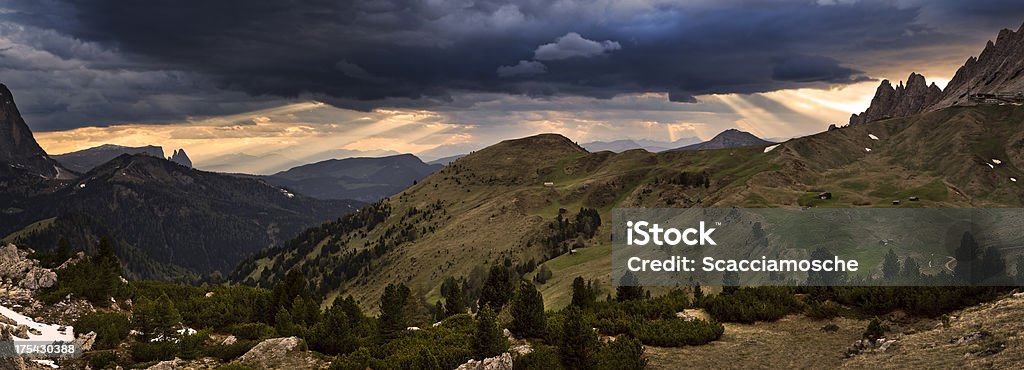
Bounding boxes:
849 73 943 125
0 84 66 180
671 129 774 151
932 22 1024 109
233 106 1024 311
3 154 361 280
851 22 1024 125
263 154 442 202
52 144 165 173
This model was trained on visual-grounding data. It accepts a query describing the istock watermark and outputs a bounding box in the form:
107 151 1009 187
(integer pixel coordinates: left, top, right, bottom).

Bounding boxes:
612 208 1024 287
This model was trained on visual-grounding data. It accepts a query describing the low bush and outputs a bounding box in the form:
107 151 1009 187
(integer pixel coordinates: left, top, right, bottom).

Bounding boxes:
129 341 178 363
702 287 802 323
73 312 130 350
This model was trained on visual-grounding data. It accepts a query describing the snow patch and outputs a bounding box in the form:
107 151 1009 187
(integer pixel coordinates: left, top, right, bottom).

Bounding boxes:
1012 177 1018 182
864 148 872 152
987 163 995 169
33 360 59 369
78 183 86 189
763 144 780 153
0 305 75 344
992 159 1002 165
868 134 879 140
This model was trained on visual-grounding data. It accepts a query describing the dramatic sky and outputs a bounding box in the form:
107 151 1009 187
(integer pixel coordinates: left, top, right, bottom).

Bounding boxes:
2 0 1023 173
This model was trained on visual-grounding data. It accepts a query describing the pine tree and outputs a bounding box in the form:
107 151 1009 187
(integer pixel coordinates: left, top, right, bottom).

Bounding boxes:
479 265 515 311
560 307 598 369
155 293 182 340
131 296 159 341
979 247 1006 284
443 280 467 318
900 256 921 281
379 283 410 341
616 271 644 302
310 303 354 355
954 232 980 284
510 280 546 338
570 277 596 309
881 249 900 280
722 270 739 293
472 305 507 359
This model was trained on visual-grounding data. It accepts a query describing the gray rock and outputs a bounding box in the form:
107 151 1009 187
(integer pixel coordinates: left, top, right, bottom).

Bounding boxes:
455 352 513 370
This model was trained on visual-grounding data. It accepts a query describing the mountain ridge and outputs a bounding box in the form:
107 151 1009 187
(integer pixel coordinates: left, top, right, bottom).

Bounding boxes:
262 153 442 202
851 21 1024 125
670 129 774 151
53 144 166 173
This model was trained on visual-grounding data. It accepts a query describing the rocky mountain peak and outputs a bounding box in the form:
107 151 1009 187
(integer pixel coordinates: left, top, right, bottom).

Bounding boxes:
930 21 1024 109
849 72 943 125
169 148 193 168
0 84 62 178
851 21 1024 124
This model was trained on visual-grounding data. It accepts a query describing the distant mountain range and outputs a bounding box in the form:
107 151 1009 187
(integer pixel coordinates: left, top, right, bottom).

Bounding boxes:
260 154 442 202
0 85 360 280
582 138 701 153
851 21 1024 125
197 148 401 175
53 144 166 173
669 129 774 151
427 154 467 166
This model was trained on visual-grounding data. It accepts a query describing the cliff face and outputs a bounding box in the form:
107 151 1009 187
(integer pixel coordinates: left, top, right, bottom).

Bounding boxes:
850 21 1024 125
931 22 1024 109
0 84 62 178
849 73 942 125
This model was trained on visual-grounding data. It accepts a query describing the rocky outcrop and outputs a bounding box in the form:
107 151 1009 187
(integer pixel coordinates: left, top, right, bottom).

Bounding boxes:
0 244 57 291
169 149 193 168
235 336 328 370
455 352 513 370
932 21 1024 109
850 21 1024 124
849 73 942 125
0 84 64 179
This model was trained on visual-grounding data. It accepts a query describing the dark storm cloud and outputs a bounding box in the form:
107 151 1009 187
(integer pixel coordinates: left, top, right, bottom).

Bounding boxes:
772 55 870 83
2 0 1024 130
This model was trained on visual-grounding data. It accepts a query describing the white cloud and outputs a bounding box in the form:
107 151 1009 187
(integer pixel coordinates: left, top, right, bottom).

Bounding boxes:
533 32 621 61
496 60 547 78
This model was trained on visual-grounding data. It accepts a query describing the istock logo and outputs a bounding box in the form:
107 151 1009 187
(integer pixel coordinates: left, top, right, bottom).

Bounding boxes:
625 220 717 246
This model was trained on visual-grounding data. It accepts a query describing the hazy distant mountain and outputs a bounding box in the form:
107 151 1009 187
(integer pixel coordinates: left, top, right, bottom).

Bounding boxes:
2 154 360 280
262 154 442 202
582 138 701 153
418 143 488 163
427 154 466 166
671 129 773 151
53 144 165 173
197 148 401 175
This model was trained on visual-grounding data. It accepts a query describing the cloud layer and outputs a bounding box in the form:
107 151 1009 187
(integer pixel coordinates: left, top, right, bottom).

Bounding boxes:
2 0 1024 133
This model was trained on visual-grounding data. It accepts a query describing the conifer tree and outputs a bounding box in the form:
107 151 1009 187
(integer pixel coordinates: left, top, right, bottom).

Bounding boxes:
881 249 900 280
510 280 546 338
472 305 507 359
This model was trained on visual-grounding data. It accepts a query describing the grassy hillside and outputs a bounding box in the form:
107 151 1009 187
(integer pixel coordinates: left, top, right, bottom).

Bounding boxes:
233 105 1024 312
